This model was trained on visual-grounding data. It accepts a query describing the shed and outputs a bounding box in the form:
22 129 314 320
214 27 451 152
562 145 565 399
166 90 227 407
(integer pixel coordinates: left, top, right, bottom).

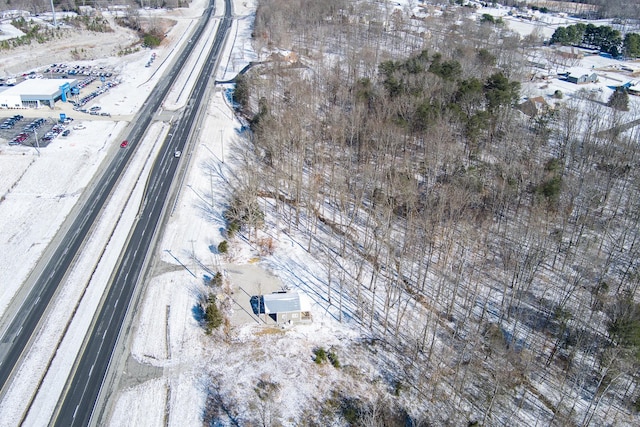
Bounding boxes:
566 72 598 84
262 291 311 324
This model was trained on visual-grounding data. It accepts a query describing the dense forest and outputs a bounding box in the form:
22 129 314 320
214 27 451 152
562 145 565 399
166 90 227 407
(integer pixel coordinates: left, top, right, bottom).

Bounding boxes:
221 0 640 424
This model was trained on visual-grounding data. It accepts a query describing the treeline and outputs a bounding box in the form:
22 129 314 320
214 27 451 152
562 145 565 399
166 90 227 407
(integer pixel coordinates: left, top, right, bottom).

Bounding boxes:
498 0 639 19
550 23 640 57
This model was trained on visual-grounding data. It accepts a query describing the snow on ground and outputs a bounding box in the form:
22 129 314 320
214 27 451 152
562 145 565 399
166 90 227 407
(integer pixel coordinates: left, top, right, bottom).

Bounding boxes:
1 0 640 425
0 22 23 41
474 4 625 41
3 0 324 424
111 377 169 425
16 122 169 427
0 120 120 319
0 0 214 321
106 0 385 423
114 3 640 424
0 8 198 322
520 50 640 121
0 0 215 424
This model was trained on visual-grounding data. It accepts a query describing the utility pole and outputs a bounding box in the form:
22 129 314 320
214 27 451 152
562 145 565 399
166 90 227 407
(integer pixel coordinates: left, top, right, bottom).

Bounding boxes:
189 239 197 277
220 129 224 163
49 0 57 27
33 129 40 156
210 171 214 209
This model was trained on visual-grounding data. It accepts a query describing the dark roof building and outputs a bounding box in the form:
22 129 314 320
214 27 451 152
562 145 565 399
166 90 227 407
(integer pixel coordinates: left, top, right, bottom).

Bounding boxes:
517 96 550 117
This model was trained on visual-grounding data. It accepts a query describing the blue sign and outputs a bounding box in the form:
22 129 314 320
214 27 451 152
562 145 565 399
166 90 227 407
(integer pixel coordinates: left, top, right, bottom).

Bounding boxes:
59 82 71 102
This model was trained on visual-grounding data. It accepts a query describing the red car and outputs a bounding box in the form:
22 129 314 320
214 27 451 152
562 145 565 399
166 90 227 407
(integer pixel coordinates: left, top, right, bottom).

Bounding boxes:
120 140 128 148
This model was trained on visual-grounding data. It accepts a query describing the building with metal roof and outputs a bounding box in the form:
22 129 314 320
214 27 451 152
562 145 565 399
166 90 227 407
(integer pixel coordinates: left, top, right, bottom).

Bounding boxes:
262 291 311 324
0 78 77 109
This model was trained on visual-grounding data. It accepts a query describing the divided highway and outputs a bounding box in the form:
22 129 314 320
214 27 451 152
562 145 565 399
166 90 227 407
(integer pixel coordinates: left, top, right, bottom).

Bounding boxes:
0 0 231 424
53 0 232 425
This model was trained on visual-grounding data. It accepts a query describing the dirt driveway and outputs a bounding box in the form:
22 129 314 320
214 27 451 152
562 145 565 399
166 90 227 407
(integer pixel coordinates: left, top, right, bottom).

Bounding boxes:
223 263 285 326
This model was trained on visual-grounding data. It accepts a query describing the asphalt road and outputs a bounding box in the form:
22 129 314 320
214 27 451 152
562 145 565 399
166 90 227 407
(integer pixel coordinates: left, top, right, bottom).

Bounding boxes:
53 1 232 425
0 0 220 416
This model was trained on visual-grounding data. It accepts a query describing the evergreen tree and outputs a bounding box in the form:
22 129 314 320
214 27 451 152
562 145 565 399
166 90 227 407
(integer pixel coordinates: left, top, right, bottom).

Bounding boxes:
483 72 520 114
607 87 629 111
624 33 640 58
204 294 223 334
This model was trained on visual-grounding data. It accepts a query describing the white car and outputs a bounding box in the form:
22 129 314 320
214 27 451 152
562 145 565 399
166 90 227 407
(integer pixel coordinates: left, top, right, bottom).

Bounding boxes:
174 150 181 158
73 124 86 130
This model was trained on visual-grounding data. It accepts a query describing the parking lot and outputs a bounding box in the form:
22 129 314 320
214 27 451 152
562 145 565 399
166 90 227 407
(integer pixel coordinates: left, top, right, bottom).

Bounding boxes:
1 61 120 121
0 62 125 149
0 115 74 148
0 63 116 88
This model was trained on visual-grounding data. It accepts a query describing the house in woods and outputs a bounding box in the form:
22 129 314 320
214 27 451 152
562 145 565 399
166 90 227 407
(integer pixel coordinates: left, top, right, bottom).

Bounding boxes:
262 291 311 324
555 46 583 60
566 72 598 84
268 50 299 64
517 96 550 117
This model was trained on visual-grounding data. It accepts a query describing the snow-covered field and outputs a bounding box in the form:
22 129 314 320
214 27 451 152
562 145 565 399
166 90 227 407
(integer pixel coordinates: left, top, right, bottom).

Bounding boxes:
1 0 640 425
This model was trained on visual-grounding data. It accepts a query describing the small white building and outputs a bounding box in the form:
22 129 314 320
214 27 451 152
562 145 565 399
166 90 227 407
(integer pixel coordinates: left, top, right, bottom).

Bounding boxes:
262 291 311 324
0 78 77 109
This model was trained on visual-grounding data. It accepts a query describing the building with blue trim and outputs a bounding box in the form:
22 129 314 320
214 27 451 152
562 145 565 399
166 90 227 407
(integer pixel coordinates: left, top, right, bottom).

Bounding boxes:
0 78 78 109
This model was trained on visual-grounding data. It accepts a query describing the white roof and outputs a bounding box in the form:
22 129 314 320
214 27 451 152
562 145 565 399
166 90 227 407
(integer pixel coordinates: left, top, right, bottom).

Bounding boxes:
262 291 312 314
263 292 301 314
565 67 596 77
2 78 77 97
262 291 312 315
